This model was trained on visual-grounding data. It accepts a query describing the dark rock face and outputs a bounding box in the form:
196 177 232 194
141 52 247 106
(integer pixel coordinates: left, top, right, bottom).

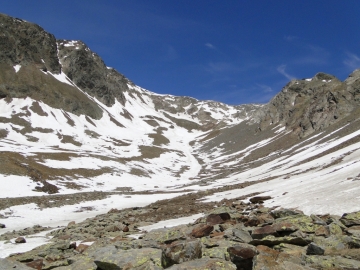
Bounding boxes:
57 40 129 107
306 242 325 255
0 13 60 73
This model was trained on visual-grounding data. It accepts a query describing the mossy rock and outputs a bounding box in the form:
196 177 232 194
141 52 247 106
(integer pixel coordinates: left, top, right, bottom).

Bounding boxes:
340 211 360 227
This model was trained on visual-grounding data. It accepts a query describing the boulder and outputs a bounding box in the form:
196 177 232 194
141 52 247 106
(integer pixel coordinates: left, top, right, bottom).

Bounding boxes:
25 259 43 270
76 243 90 253
249 196 272 204
167 257 236 269
253 245 311 270
340 211 360 227
206 213 231 225
93 246 164 269
228 244 258 270
306 242 325 255
250 235 311 246
0 258 32 270
314 225 330 237
232 227 253 243
274 214 317 233
191 224 213 238
15 236 26 243
271 208 303 219
143 225 189 243
0 223 5 228
305 255 360 269
252 225 278 239
162 239 202 265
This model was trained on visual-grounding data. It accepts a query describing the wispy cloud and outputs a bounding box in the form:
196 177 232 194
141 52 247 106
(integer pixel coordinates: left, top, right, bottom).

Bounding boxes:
205 61 240 74
343 52 360 70
256 83 273 93
205 43 216 49
284 35 299 42
277 64 296 80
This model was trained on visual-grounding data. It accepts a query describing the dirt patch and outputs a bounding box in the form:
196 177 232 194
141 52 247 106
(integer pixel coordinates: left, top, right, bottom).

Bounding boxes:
61 135 82 146
30 101 48 116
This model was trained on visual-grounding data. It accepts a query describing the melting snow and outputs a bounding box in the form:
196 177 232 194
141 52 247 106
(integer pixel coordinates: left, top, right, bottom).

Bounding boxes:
13 64 21 73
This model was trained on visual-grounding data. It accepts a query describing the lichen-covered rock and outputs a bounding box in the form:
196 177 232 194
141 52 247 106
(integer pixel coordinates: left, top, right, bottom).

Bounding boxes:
191 224 214 238
162 239 202 265
306 242 325 255
206 213 231 225
228 244 258 270
274 214 317 233
305 255 360 269
271 208 304 219
167 257 237 269
143 225 189 243
250 235 311 246
0 258 32 270
340 211 360 227
93 246 163 269
253 245 312 270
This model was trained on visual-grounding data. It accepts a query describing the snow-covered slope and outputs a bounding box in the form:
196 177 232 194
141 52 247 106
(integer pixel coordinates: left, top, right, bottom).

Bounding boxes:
1 12 360 258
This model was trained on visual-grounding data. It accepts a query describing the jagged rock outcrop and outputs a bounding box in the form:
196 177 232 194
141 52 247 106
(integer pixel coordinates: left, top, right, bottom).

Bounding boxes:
259 72 360 138
0 14 60 73
57 40 129 106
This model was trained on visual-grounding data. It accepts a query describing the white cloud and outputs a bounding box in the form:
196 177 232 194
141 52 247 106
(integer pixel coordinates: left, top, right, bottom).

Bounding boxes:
277 64 295 80
256 83 273 93
343 52 360 70
205 43 216 49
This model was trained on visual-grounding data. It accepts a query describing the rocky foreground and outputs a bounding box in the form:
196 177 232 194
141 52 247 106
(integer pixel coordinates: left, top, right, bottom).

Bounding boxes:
1 195 360 270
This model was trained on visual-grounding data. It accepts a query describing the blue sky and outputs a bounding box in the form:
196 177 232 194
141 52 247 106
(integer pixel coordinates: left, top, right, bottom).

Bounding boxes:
2 1 360 105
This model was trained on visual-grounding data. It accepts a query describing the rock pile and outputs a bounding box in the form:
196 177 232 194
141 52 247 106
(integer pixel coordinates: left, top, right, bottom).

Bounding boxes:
1 198 360 269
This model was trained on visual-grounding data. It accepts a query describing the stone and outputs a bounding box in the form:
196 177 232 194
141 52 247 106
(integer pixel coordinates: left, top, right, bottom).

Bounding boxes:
167 257 236 269
26 259 44 270
253 245 312 270
250 235 311 246
67 221 76 227
306 242 324 255
252 225 278 239
314 225 330 237
0 223 5 228
340 211 360 227
310 214 327 225
191 224 213 238
328 222 343 236
305 255 360 269
93 246 164 269
271 208 303 219
249 196 272 204
162 239 202 265
15 236 26 243
76 243 90 253
206 213 231 225
143 225 188 243
0 258 33 270
272 222 299 233
232 227 253 243
228 244 258 270
274 214 317 233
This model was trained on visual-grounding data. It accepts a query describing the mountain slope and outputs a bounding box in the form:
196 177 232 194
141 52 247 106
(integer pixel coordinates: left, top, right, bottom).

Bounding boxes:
0 13 360 260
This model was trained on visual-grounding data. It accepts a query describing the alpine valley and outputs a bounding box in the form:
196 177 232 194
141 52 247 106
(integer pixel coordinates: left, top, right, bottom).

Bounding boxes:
1 13 360 270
